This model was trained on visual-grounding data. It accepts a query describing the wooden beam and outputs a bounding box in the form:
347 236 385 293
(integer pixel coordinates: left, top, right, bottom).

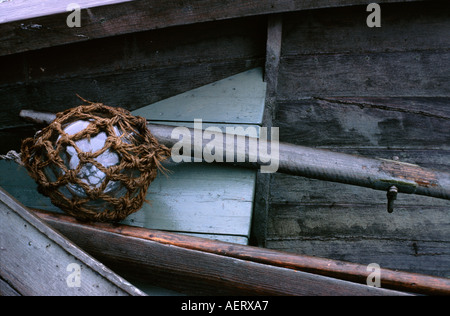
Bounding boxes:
251 14 283 247
33 208 450 295
264 14 283 114
0 187 145 296
0 0 431 57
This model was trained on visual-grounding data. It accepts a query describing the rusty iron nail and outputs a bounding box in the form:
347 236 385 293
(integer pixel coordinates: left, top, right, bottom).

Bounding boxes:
387 185 398 213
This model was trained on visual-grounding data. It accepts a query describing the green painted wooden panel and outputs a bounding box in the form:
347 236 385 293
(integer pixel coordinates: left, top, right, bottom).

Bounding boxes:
132 67 266 125
0 160 255 244
0 161 60 213
129 67 266 244
123 163 256 239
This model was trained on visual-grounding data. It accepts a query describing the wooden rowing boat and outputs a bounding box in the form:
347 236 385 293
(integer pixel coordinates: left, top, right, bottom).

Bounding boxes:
1 0 449 295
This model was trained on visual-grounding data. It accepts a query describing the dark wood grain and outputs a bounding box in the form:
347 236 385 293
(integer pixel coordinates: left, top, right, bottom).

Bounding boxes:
0 59 262 129
264 15 283 109
268 1 450 278
269 97 450 277
274 98 450 148
278 51 450 98
33 208 450 295
251 15 284 247
281 2 450 56
278 1 450 98
0 0 432 57
0 16 266 139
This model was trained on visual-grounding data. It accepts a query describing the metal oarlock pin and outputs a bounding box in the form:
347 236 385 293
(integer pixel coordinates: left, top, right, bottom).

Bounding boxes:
387 186 398 213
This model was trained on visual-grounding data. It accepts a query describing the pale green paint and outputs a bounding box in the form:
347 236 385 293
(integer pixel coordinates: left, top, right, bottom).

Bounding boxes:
132 67 266 125
128 68 266 245
0 161 61 213
0 160 256 244
122 163 256 238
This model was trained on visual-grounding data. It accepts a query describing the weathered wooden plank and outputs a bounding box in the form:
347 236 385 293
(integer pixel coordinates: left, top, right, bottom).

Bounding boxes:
0 0 432 56
32 209 412 296
0 16 266 132
303 147 450 172
180 233 248 245
274 98 450 147
0 59 263 131
35 208 450 295
1 0 431 25
0 186 145 296
0 276 21 296
266 174 450 277
281 1 450 56
265 238 450 279
268 199 449 242
268 1 450 279
318 97 450 121
278 50 450 98
148 121 261 136
270 172 450 207
251 15 283 247
264 15 283 112
9 16 266 84
278 2 450 98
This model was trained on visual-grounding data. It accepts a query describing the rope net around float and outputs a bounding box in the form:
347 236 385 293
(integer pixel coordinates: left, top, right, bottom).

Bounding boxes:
21 103 170 222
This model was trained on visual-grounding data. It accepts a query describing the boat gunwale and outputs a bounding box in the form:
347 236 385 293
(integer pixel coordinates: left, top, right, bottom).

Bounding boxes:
0 0 436 57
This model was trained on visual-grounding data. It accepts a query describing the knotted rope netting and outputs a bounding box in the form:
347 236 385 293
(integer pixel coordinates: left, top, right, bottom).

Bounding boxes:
21 103 170 222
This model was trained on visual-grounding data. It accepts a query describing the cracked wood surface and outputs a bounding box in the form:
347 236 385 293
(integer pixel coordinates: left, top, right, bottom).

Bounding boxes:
0 16 266 136
0 0 433 56
267 1 450 278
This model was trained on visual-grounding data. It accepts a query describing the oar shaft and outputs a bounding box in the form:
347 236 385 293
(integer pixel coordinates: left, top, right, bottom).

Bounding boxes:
19 109 450 202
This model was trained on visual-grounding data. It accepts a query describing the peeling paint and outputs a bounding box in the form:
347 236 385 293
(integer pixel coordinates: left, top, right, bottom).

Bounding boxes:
379 159 439 188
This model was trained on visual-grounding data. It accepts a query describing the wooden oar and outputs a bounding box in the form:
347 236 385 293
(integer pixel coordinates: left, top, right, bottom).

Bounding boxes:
19 109 450 213
33 208 450 296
